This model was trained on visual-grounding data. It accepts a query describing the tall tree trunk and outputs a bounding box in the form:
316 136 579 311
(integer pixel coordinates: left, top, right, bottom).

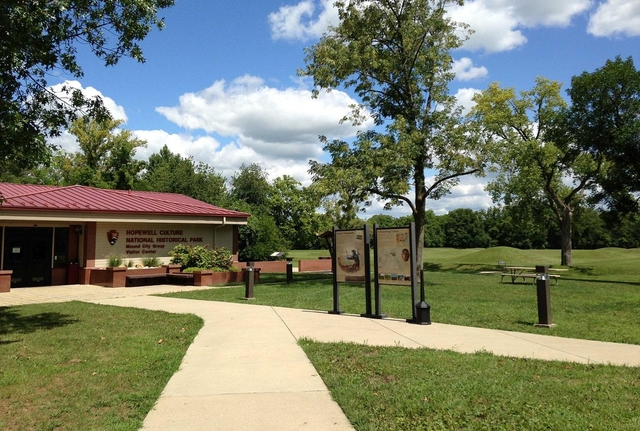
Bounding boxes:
560 207 573 266
414 161 427 272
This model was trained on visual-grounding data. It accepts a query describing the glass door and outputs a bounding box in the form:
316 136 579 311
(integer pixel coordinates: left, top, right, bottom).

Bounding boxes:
3 228 53 287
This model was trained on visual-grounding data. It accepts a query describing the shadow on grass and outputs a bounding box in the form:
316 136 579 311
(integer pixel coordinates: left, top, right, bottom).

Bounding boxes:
258 273 333 285
424 262 503 274
561 277 640 286
516 320 537 327
572 266 596 276
0 307 79 336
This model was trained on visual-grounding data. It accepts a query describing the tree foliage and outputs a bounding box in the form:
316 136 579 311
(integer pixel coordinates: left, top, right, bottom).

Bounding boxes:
443 208 491 248
66 117 147 189
238 213 287 262
268 176 325 250
229 163 271 213
471 78 607 266
0 0 174 172
564 56 640 212
302 0 483 269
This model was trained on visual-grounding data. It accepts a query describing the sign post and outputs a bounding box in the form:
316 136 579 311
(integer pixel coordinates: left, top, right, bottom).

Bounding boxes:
331 226 369 314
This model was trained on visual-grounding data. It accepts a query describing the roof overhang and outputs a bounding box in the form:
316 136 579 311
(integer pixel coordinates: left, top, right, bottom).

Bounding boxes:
0 210 248 225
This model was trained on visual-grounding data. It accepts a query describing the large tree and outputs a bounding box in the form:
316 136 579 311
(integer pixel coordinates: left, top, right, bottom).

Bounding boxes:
471 78 607 266
141 145 228 207
302 0 483 269
66 117 147 189
229 163 272 213
564 56 640 213
0 0 173 173
268 175 326 250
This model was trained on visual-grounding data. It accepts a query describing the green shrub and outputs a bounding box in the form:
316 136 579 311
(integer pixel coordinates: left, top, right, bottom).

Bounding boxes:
106 252 123 267
141 256 161 267
182 266 240 273
169 244 233 271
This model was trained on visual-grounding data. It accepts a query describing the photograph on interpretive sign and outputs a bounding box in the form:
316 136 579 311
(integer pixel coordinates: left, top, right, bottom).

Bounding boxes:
376 227 412 285
335 229 366 283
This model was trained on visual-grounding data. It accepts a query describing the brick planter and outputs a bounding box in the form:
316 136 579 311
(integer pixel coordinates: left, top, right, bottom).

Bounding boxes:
107 267 127 287
298 259 332 272
0 270 12 293
244 261 287 273
193 269 260 286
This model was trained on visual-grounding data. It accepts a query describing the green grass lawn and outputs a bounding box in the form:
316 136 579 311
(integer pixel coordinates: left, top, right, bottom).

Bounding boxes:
0 301 202 431
164 268 640 345
300 340 640 431
162 247 640 429
3 247 639 431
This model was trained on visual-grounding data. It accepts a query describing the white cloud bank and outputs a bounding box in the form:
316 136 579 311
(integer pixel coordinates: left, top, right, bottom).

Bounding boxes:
588 0 640 37
52 76 367 186
50 80 128 122
268 0 593 53
269 0 338 41
452 57 488 81
155 75 367 167
449 0 592 52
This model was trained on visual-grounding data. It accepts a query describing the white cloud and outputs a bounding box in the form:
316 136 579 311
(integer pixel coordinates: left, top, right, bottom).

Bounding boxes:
269 0 338 41
131 129 316 185
49 75 367 188
450 1 527 52
588 0 640 37
156 75 368 162
452 57 488 81
268 1 590 52
449 0 592 52
50 80 128 122
430 177 493 215
49 130 79 154
501 0 593 27
454 87 481 116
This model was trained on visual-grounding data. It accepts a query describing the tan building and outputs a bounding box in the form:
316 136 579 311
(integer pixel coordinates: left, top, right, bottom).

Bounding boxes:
0 183 248 288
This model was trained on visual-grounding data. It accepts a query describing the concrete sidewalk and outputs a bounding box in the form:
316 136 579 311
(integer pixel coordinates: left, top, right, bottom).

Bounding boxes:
3 286 640 430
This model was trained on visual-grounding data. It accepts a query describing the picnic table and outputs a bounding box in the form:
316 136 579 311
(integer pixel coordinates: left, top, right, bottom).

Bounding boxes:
500 266 567 285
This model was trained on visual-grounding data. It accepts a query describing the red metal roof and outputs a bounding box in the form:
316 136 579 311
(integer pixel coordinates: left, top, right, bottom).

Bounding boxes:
0 183 249 218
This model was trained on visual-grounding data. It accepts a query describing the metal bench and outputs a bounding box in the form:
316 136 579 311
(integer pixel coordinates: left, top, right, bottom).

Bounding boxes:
125 273 168 287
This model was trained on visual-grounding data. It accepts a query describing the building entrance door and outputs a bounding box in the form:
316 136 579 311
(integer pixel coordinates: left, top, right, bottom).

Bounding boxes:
3 227 53 287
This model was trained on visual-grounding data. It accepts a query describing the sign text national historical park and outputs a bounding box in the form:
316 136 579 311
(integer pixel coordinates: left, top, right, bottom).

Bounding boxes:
125 229 205 255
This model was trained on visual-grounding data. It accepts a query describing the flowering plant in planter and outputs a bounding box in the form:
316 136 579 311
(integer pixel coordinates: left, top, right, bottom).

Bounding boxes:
169 244 233 271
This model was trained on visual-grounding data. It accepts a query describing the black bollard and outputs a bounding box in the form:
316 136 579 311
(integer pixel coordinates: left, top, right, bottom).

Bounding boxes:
244 262 255 300
286 257 293 284
414 270 431 325
534 265 555 328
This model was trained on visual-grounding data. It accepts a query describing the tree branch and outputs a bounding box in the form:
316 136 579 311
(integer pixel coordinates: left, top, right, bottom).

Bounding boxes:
425 168 481 196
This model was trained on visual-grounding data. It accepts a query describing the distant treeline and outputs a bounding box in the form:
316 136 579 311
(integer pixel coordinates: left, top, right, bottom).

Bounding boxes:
363 207 640 250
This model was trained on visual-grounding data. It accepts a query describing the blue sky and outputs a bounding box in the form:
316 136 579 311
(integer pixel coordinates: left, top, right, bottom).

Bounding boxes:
52 0 640 216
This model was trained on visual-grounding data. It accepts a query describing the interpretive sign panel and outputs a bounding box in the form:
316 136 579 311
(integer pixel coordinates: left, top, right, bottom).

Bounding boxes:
376 227 412 285
334 229 366 283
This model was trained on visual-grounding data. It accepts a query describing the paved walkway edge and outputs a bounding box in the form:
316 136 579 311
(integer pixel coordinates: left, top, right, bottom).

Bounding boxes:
4 284 640 430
